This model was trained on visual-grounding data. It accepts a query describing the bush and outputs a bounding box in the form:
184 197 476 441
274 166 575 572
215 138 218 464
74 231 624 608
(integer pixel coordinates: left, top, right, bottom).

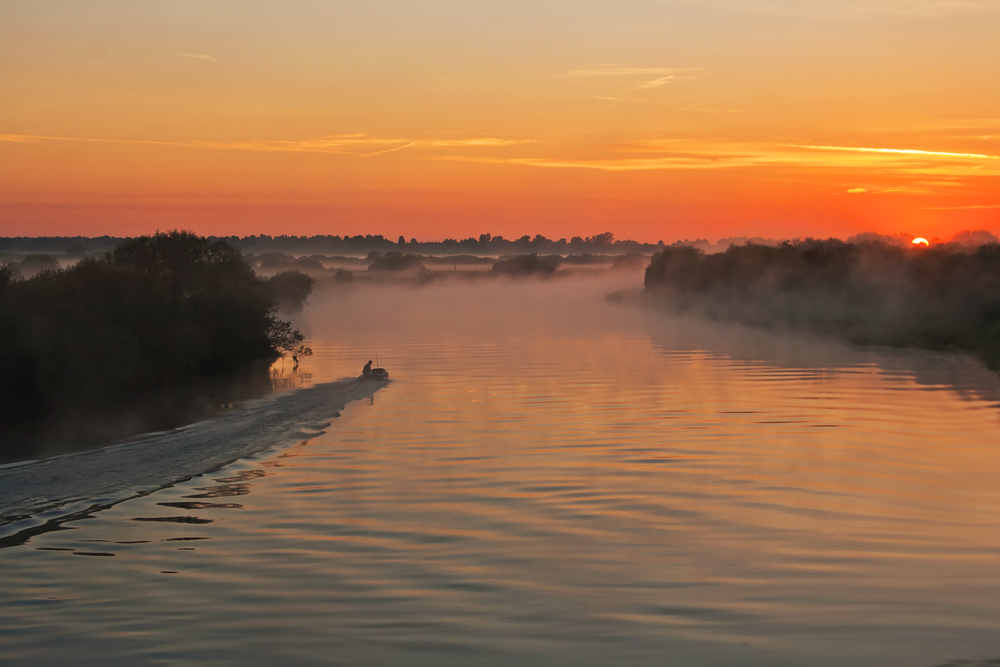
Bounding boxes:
267 270 315 310
491 254 560 276
19 253 59 277
367 251 426 272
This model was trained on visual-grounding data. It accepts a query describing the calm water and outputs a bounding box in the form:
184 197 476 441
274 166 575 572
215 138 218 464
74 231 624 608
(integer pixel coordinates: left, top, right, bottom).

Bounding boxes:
3 274 1000 666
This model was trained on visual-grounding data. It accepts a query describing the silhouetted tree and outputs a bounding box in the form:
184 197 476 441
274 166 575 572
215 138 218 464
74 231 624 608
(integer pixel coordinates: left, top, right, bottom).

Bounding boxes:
367 251 426 272
492 254 560 276
267 270 315 310
645 239 1000 370
19 254 59 277
0 231 311 459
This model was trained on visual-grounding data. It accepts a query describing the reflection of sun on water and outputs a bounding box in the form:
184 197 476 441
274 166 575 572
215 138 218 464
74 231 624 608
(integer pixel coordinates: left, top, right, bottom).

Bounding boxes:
912 237 930 246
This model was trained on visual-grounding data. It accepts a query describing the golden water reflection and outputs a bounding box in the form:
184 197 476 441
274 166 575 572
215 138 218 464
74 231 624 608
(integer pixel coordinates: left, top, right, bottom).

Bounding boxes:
1 276 999 666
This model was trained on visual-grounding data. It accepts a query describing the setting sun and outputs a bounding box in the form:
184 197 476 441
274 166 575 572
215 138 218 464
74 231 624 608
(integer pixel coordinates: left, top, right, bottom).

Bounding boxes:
912 238 931 246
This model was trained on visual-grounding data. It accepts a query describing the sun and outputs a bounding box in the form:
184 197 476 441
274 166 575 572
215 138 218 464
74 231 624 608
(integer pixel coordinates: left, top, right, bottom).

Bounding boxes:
912 238 930 247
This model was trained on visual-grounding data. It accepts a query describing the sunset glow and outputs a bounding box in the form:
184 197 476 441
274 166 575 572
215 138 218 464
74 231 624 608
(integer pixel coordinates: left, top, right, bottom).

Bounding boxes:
1 1 999 241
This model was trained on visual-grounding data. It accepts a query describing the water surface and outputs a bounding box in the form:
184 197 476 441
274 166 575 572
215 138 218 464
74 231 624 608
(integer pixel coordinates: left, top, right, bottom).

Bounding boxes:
2 274 1000 666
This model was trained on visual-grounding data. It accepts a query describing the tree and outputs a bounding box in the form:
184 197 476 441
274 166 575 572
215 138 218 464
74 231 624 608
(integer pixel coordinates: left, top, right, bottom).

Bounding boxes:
267 270 315 310
588 232 615 246
0 260 20 287
1 231 315 459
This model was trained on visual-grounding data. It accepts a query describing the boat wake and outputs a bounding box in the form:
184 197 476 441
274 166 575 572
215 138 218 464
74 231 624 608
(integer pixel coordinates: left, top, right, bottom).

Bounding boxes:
0 378 386 540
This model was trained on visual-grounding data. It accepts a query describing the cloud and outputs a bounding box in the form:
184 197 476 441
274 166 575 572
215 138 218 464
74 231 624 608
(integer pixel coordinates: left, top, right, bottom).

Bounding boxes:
0 134 45 143
789 144 1000 160
435 155 758 171
359 142 416 157
180 53 217 62
0 133 201 149
848 185 939 194
678 105 746 114
920 204 1000 209
0 133 531 157
421 138 531 147
637 75 676 89
558 64 695 95
558 64 681 78
4 132 996 184
432 138 1000 180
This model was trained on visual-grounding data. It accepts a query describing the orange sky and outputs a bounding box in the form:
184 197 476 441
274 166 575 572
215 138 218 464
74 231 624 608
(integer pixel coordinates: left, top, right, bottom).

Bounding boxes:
1 0 998 242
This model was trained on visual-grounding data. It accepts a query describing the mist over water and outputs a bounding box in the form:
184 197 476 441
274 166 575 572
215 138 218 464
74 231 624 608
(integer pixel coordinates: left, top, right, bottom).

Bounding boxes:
2 271 1000 666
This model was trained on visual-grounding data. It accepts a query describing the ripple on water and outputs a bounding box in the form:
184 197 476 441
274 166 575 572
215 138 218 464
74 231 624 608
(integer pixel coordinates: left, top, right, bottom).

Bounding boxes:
2 278 1000 666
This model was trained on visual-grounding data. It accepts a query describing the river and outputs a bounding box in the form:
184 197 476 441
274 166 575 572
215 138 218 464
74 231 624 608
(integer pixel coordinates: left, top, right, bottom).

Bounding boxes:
2 272 999 666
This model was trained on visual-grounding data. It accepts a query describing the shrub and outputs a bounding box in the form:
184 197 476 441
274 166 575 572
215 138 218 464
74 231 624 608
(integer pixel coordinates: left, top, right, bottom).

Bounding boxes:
491 254 560 276
267 270 315 310
367 251 426 272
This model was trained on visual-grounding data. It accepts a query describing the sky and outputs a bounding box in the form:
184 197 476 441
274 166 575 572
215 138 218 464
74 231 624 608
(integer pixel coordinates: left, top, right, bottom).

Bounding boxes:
1 0 999 242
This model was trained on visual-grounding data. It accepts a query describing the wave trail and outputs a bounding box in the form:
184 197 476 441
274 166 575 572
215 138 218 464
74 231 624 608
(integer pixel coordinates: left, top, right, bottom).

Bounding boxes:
0 379 386 527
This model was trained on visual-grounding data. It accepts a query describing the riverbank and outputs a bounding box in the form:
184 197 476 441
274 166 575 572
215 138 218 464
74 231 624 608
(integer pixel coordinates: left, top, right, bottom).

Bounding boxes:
0 378 387 526
642 240 1000 372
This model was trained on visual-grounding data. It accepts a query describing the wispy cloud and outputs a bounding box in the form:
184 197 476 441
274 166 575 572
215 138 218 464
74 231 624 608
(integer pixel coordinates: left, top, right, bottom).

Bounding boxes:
559 65 680 78
789 144 1000 160
678 105 746 114
436 155 758 171
433 138 1000 180
0 133 202 149
0 133 530 157
846 185 940 194
920 203 1000 209
559 64 693 89
180 53 217 62
360 142 416 157
5 132 995 185
637 75 675 89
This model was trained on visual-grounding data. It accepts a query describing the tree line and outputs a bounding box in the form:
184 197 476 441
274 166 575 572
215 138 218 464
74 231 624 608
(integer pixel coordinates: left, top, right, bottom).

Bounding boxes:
1 231 662 258
645 239 1000 370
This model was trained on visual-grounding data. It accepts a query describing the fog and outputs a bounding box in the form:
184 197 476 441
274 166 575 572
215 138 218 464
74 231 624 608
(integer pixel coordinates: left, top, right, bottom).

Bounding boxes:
7 263 1000 531
645 238 1000 372
7 229 1000 465
294 266 1000 410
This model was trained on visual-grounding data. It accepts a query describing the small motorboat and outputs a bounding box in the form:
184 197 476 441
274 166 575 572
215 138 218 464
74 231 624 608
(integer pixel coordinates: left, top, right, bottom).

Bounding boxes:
371 367 389 381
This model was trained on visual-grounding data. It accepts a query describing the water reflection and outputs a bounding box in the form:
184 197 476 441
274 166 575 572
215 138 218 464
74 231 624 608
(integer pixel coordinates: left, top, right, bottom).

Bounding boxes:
269 365 313 392
12 464 262 569
158 502 243 510
637 294 1000 408
1 276 999 666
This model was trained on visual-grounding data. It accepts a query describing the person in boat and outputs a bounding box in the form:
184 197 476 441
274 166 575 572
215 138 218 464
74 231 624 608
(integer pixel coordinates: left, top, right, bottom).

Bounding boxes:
363 360 373 377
